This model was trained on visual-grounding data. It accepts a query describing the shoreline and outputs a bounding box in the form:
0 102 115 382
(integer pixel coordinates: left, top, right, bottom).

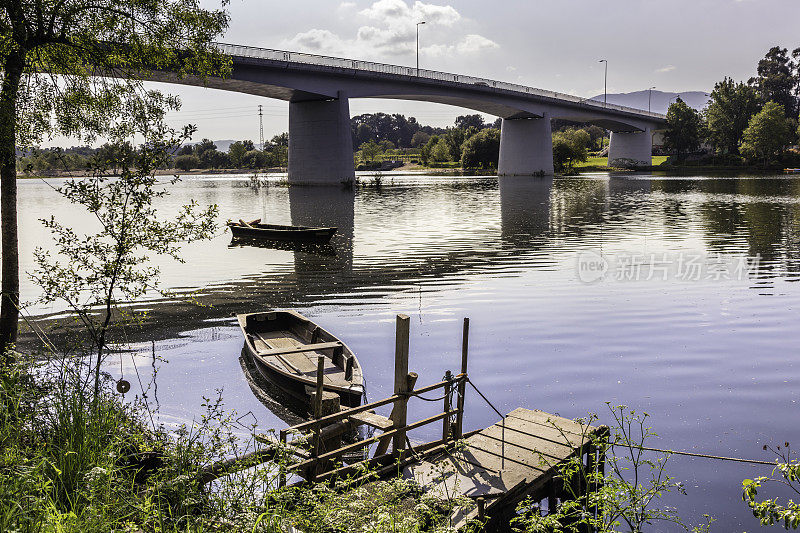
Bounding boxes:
17 163 794 180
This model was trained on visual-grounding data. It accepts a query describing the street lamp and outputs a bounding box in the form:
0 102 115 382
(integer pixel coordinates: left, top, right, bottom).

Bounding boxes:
416 21 426 76
599 59 608 107
648 86 656 112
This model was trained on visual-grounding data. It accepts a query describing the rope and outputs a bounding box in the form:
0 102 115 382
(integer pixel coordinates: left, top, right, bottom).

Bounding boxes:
11 300 60 356
463 377 774 468
401 390 451 402
615 444 777 466
465 377 506 469
466 377 505 420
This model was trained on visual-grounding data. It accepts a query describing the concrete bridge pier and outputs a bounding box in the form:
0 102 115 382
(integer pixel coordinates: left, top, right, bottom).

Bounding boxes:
288 91 355 185
498 115 554 176
608 128 652 168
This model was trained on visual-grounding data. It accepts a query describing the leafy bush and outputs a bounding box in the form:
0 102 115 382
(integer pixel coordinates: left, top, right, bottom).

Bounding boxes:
460 128 500 169
174 154 200 171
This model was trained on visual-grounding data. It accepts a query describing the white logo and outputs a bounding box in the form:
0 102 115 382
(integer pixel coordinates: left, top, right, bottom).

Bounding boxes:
577 251 609 283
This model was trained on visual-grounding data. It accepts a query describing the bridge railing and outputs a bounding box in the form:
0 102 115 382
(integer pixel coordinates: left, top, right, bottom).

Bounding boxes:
214 42 665 120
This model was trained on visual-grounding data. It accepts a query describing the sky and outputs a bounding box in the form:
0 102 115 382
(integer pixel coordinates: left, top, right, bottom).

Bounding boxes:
52 0 800 147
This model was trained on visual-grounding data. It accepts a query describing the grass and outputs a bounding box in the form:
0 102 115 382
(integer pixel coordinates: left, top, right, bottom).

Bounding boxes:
575 155 669 170
0 356 472 533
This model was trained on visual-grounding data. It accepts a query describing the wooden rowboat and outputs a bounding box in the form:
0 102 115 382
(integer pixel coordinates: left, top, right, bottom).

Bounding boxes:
237 310 364 408
227 219 337 243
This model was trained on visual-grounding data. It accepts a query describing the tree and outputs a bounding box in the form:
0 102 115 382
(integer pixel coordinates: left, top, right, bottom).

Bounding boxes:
455 114 485 130
705 77 761 155
430 138 451 162
360 140 381 162
740 102 795 166
227 140 254 168
460 128 500 168
0 0 229 358
174 154 200 171
585 125 606 150
199 148 229 169
750 46 799 119
664 98 703 161
378 139 395 151
443 127 478 161
271 133 289 147
243 149 267 168
552 128 590 171
411 131 431 148
93 142 135 175
31 123 218 406
420 135 439 164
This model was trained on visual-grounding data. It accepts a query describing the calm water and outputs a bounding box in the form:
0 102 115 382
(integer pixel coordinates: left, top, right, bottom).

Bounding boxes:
18 172 800 530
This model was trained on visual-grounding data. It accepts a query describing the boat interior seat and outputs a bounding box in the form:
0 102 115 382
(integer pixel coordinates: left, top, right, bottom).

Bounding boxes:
254 341 343 357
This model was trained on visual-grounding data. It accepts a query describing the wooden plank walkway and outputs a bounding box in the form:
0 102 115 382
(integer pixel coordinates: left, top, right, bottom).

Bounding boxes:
402 407 598 529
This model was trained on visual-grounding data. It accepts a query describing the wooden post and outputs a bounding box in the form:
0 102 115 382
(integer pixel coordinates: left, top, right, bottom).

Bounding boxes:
279 429 287 487
442 370 452 441
311 356 325 481
550 475 562 515
586 444 597 529
375 371 417 457
477 496 486 521
454 317 469 439
592 425 610 532
392 314 410 454
547 480 557 515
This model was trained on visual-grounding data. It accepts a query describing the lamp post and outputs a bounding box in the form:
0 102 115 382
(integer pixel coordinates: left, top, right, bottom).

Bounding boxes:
599 59 608 107
648 86 656 112
416 21 426 76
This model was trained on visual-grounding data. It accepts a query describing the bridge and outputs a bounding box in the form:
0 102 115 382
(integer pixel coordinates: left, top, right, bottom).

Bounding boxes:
150 43 667 184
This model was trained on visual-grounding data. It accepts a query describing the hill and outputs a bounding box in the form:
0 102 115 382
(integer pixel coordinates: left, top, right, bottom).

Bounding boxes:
590 90 710 114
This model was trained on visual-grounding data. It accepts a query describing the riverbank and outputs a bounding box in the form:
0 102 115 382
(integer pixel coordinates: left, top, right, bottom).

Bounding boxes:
0 357 464 532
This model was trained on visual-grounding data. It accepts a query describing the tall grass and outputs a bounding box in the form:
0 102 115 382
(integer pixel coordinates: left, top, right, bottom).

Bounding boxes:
0 355 470 532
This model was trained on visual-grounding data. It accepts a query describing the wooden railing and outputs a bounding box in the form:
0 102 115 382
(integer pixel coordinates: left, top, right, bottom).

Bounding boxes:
278 315 471 485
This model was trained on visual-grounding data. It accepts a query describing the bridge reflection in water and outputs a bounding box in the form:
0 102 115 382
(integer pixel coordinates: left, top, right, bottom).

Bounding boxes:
22 174 795 348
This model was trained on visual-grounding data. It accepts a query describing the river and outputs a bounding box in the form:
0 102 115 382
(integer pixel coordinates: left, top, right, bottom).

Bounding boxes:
17 171 800 530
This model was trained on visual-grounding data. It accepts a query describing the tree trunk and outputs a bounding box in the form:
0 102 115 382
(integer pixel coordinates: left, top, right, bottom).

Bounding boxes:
0 50 25 362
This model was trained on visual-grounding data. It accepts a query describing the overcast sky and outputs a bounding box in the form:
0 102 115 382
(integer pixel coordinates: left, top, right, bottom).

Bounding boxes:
54 0 800 147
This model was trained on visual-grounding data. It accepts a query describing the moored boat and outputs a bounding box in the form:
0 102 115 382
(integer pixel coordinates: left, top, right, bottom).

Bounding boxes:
237 310 363 408
228 219 337 243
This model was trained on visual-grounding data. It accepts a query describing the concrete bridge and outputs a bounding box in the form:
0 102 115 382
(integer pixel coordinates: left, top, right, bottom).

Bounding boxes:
151 43 667 184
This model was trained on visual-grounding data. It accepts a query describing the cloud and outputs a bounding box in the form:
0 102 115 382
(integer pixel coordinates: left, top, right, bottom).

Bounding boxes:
424 34 499 57
656 64 676 73
456 34 499 54
359 0 460 26
283 0 496 60
286 29 347 53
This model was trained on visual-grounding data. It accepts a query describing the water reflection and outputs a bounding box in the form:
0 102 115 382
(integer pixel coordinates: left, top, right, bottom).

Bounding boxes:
498 176 552 247
17 173 800 530
289 186 355 275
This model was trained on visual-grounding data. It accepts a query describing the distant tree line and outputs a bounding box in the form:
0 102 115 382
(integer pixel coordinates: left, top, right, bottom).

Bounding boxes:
664 46 800 167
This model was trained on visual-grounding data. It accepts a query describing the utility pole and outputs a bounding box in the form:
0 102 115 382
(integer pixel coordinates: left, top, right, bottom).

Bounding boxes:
599 60 608 107
258 104 264 151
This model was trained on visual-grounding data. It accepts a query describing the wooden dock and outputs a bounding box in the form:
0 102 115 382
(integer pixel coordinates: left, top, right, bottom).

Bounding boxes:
403 407 604 529
268 315 609 530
